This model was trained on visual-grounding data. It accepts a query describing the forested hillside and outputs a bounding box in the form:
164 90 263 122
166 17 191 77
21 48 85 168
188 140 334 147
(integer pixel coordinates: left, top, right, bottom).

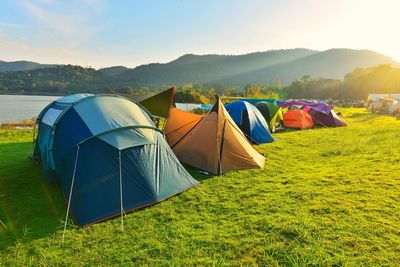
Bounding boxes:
0 48 399 99
0 65 105 94
0 60 56 72
284 65 400 99
114 49 317 85
218 49 399 85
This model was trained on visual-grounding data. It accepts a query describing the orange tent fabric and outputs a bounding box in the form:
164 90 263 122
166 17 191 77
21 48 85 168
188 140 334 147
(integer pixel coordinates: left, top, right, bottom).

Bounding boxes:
164 98 265 175
283 110 314 129
164 108 204 147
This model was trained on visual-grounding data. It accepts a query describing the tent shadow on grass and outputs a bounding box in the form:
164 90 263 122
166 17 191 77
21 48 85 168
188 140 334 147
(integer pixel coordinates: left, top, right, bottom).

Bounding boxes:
0 142 65 250
185 166 218 181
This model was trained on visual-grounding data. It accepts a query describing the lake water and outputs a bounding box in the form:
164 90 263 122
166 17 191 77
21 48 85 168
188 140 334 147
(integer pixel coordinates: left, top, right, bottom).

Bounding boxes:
0 94 60 123
0 95 210 124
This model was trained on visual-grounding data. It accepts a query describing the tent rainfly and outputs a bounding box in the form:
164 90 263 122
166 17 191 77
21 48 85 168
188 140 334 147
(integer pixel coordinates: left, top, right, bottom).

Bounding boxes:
33 94 199 227
138 87 175 118
164 98 265 175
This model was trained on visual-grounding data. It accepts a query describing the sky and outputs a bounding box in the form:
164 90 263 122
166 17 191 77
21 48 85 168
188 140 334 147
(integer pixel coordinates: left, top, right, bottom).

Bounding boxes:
0 0 400 68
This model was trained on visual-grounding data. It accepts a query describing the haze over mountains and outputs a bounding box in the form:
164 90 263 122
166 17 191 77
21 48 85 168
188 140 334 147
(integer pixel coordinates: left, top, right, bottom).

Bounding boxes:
114 48 399 86
0 48 398 93
218 49 399 86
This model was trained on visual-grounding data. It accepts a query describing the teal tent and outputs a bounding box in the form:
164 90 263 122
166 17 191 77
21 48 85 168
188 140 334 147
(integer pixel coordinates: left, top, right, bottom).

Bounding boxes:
33 94 199 226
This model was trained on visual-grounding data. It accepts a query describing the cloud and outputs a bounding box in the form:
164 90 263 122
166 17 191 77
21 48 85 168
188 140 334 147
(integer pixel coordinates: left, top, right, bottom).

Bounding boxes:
0 30 127 68
0 21 34 29
37 0 55 4
0 32 90 63
18 0 108 49
0 0 111 66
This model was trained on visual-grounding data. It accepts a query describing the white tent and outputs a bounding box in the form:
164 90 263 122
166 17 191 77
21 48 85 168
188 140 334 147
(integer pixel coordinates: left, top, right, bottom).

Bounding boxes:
388 101 400 114
368 94 400 102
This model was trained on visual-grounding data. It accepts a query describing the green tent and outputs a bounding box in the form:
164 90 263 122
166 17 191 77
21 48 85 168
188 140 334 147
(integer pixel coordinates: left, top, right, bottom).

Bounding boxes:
255 101 283 132
139 87 175 118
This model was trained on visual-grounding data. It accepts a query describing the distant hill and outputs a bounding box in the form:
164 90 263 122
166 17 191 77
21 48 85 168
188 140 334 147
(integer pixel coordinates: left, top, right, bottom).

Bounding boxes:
0 65 105 94
115 48 318 85
0 48 399 96
115 48 399 86
98 66 129 76
218 49 400 85
0 60 56 72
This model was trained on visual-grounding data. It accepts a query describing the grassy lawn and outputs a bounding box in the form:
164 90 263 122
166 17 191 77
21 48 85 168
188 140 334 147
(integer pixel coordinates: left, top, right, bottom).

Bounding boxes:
1 108 400 265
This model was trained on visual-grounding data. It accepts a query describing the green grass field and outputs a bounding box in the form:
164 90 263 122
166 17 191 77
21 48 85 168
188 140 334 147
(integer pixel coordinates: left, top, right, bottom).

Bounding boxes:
1 108 399 266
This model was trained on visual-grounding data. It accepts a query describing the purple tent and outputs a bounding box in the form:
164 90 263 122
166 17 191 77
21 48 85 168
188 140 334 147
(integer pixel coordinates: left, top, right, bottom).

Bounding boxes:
278 100 333 115
307 108 346 127
279 100 346 127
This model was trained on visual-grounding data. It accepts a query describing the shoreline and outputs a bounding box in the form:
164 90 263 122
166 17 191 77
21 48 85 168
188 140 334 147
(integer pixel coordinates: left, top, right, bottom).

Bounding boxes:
0 92 62 97
0 118 36 130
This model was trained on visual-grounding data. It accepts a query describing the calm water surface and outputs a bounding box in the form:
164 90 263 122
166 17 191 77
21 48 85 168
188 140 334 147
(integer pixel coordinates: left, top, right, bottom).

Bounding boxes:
0 94 60 123
0 94 207 123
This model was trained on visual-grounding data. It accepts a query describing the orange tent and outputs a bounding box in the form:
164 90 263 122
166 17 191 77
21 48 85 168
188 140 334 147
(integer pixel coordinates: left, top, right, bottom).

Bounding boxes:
164 98 265 175
283 110 314 129
164 107 204 147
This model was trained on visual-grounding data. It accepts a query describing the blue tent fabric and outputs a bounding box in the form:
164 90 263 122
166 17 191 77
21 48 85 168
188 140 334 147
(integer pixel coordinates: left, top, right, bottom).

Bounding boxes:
33 94 199 226
225 100 274 144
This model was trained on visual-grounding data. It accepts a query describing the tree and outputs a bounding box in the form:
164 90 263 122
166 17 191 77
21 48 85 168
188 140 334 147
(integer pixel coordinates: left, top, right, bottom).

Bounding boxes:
245 84 263 97
222 86 242 97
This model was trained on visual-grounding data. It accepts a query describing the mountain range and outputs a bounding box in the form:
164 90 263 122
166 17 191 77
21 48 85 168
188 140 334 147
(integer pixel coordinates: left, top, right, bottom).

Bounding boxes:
0 48 398 92
0 60 56 72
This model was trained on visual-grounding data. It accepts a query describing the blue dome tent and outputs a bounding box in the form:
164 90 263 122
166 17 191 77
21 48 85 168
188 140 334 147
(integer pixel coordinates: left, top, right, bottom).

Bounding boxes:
33 94 199 227
225 100 274 144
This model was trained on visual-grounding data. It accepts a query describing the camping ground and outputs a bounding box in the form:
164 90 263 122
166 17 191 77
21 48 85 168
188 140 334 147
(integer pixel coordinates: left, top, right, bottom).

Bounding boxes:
0 108 399 265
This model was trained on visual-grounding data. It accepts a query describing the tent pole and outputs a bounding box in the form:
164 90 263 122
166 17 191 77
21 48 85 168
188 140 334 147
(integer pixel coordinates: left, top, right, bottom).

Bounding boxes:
119 150 124 233
218 119 227 177
215 98 220 175
62 145 80 244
